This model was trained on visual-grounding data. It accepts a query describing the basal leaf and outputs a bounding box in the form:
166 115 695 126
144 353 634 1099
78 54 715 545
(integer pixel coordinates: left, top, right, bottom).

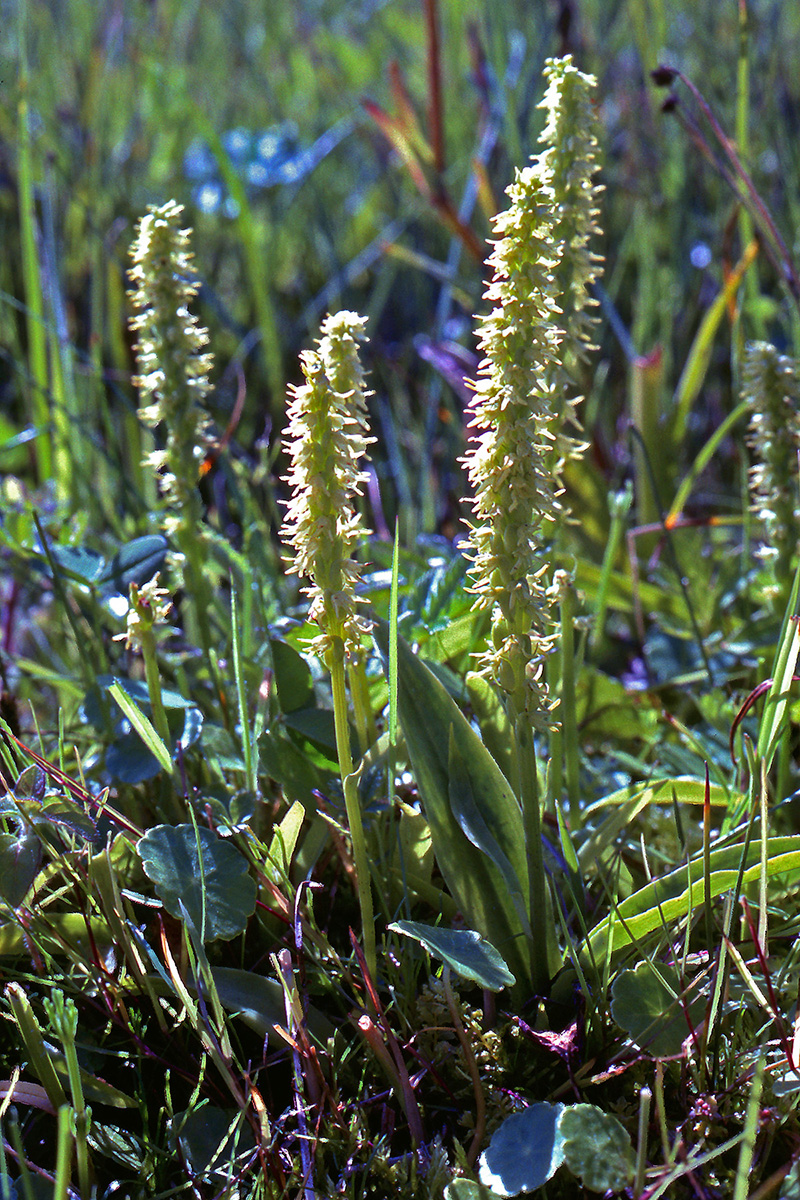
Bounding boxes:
447 730 531 939
43 544 105 585
373 620 532 992
584 835 800 963
109 681 172 772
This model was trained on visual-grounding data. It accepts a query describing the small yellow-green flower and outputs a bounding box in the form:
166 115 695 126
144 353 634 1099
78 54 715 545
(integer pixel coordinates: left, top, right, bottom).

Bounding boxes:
280 311 374 665
115 574 173 653
128 200 213 541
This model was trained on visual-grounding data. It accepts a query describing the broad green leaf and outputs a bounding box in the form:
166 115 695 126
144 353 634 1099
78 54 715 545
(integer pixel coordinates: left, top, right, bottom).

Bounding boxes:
106 731 163 784
558 1104 633 1193
576 667 659 742
672 241 757 442
0 834 41 906
392 801 433 885
171 1106 256 1178
96 675 197 711
465 672 514 786
426 611 482 663
271 638 314 714
37 800 97 841
13 765 46 802
611 962 706 1056
97 535 169 595
389 921 515 992
0 914 112 956
479 1104 565 1196
109 680 172 772
373 621 532 991
43 544 105 585
137 825 256 941
447 731 531 938
284 708 339 757
259 728 326 809
584 835 800 962
758 572 800 769
580 776 735 872
266 800 305 879
210 967 334 1047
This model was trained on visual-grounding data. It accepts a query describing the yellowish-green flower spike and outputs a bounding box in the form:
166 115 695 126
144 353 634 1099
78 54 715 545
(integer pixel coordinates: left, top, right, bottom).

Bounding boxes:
538 57 603 381
743 341 800 605
462 165 564 725
281 311 374 666
128 200 213 541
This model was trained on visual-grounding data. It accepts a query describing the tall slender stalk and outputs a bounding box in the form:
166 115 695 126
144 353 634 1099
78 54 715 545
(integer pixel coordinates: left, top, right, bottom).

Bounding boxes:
460 56 604 990
128 201 218 680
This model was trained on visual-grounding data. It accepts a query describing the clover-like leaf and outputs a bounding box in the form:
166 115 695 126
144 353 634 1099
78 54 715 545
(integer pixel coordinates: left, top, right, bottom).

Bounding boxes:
558 1104 633 1193
138 825 256 941
479 1104 565 1196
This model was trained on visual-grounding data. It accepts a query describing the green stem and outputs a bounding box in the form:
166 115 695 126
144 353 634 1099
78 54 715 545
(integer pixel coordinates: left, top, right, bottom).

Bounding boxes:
592 483 633 654
442 966 486 1168
347 657 376 757
179 533 228 726
546 653 563 805
140 628 172 753
330 639 376 982
560 580 581 826
514 712 551 994
17 3 51 485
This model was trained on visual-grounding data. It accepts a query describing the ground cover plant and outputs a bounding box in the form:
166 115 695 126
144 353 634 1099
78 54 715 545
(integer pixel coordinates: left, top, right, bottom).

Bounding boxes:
5 0 800 1196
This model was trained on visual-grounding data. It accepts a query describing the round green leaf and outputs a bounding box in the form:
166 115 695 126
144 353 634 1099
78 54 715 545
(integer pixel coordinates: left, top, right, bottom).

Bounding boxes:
138 824 256 941
389 921 515 991
479 1104 565 1196
558 1104 633 1193
610 962 705 1057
